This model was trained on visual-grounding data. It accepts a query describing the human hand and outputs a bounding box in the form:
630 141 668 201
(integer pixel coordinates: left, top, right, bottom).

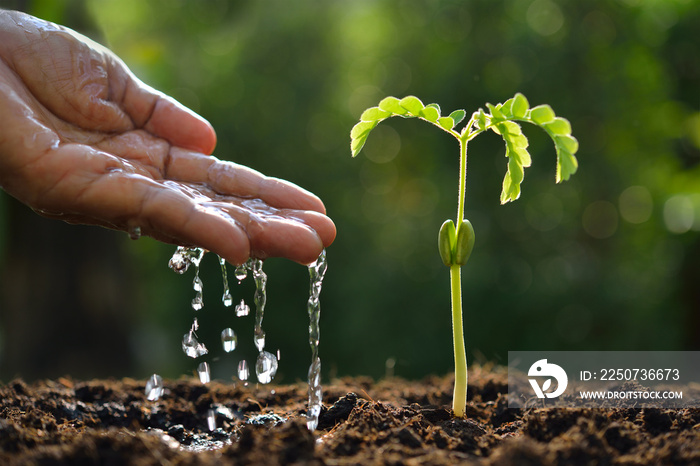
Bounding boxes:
0 11 335 265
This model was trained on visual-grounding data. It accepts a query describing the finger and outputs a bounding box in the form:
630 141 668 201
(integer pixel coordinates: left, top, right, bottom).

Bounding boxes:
120 75 217 155
165 148 328 214
279 209 337 249
207 200 327 264
134 183 252 265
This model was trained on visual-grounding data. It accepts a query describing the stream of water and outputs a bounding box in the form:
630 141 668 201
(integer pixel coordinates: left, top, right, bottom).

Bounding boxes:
306 249 327 431
158 247 327 431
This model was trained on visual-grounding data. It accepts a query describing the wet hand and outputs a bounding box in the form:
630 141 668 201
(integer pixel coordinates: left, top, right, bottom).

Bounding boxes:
0 11 335 265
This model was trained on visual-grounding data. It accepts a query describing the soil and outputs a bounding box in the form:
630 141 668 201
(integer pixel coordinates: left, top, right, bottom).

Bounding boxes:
1 366 699 465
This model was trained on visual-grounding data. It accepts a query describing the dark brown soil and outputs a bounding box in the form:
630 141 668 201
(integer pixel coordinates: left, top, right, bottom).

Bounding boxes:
1 366 699 465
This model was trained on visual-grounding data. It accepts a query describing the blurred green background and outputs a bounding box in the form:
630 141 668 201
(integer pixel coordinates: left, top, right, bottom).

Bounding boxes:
0 0 698 384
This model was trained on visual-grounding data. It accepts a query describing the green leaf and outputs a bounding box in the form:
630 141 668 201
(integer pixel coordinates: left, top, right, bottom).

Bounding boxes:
350 120 380 157
486 103 506 121
530 104 556 124
360 106 391 122
500 157 524 204
510 132 529 149
378 96 408 115
501 98 515 118
495 119 531 203
476 109 488 130
449 109 466 125
420 106 440 122
426 103 441 113
511 93 529 118
350 120 378 140
438 116 456 130
499 121 522 136
543 117 572 135
500 173 520 203
508 154 525 184
556 148 579 182
399 96 425 115
351 134 369 158
554 134 579 154
512 145 532 167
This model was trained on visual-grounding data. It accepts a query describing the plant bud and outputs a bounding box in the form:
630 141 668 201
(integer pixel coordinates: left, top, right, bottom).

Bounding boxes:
438 219 456 267
454 219 475 266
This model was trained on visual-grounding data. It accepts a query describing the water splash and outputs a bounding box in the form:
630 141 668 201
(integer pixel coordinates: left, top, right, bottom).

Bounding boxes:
235 299 250 317
251 259 267 352
237 360 249 381
221 328 237 352
197 362 211 384
255 351 278 384
145 374 163 401
182 319 208 358
306 249 327 431
219 256 233 307
167 246 330 431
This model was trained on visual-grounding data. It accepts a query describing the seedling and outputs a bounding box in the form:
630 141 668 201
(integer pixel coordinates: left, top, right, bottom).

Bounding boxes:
350 93 579 417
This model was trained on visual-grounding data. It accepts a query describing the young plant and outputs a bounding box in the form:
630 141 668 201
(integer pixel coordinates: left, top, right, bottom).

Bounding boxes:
350 93 578 417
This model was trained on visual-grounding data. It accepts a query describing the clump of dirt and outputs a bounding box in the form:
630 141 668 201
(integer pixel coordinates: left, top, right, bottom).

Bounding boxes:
1 366 699 465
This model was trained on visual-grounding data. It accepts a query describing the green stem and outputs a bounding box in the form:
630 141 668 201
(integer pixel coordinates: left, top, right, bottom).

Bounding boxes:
451 137 469 417
450 263 467 417
457 138 468 229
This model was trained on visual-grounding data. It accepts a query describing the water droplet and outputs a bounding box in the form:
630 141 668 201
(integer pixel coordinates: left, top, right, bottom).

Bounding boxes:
234 265 247 283
191 265 204 310
197 362 211 384
221 328 237 352
254 329 265 352
252 259 267 351
193 275 203 292
235 299 250 317
145 374 163 401
255 351 278 384
128 226 141 240
237 360 249 381
219 256 233 307
182 330 208 358
168 247 205 274
207 409 216 431
191 295 204 311
168 251 188 274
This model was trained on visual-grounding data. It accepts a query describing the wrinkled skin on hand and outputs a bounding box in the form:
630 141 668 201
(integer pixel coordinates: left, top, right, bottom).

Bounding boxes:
0 10 335 265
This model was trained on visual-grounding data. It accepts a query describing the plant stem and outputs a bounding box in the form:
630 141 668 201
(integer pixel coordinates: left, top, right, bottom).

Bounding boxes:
457 138 468 229
450 263 467 417
450 135 469 418
450 136 468 418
